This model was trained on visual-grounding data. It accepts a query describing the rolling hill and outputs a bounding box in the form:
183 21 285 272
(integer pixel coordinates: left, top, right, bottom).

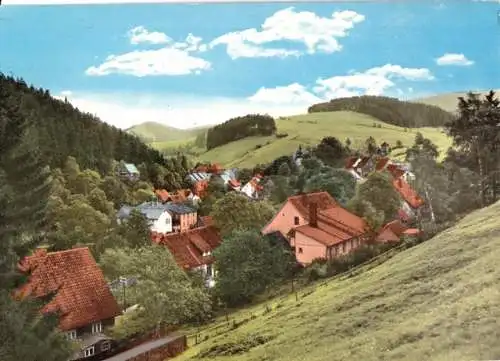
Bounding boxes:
415 89 500 112
197 111 451 168
126 121 208 144
175 200 500 361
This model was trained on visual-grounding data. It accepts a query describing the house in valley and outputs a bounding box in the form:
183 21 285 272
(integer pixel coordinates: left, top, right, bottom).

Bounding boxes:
346 155 424 223
262 192 371 265
16 248 122 360
240 174 264 199
164 202 198 232
376 219 421 243
117 202 173 234
117 163 140 181
152 225 222 287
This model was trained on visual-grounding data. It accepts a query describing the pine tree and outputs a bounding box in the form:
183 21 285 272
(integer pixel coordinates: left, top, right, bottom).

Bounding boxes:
0 90 72 360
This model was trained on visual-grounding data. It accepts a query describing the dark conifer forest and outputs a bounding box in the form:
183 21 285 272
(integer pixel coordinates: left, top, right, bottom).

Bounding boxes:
0 74 188 190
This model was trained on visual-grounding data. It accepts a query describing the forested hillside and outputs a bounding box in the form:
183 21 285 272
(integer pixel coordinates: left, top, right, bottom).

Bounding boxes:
0 74 188 190
206 114 277 150
308 95 454 128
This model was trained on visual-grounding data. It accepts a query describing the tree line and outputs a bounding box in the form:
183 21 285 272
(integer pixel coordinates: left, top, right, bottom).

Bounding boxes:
206 114 277 150
308 95 454 128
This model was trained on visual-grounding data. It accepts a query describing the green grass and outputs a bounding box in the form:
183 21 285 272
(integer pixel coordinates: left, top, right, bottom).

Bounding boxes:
126 121 208 143
174 202 500 361
197 111 451 168
415 89 500 112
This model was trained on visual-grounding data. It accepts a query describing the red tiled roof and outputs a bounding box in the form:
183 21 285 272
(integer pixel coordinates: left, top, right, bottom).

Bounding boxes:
403 228 421 236
287 192 338 218
376 228 400 242
381 220 408 237
228 179 241 188
155 189 170 202
157 226 222 269
193 180 209 198
16 248 121 331
393 178 425 209
386 163 406 179
375 157 390 171
295 206 368 247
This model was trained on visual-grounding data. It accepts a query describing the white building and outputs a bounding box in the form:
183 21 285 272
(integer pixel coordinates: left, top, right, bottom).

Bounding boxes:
117 202 172 234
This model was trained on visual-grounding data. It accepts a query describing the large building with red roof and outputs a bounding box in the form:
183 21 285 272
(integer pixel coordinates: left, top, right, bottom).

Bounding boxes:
16 247 122 360
262 192 372 265
152 224 222 287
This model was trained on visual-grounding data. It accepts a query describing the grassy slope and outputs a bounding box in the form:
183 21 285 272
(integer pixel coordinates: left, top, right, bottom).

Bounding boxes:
175 202 500 361
415 89 500 112
126 121 208 144
198 111 451 168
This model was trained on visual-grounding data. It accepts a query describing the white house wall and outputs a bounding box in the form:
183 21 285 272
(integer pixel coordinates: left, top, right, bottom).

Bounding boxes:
151 211 173 233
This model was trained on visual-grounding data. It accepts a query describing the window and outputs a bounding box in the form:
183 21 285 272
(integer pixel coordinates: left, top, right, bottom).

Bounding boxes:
342 243 346 253
66 330 77 340
84 346 95 357
294 216 300 225
298 247 303 254
165 217 170 224
101 341 111 352
91 321 102 334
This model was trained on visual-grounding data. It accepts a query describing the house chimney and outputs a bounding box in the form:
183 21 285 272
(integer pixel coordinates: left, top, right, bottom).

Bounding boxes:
309 202 318 228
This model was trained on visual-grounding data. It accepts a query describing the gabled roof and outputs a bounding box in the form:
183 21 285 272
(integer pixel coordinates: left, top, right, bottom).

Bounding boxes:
16 248 121 331
294 206 369 247
124 163 139 174
155 226 222 269
155 189 170 203
393 178 425 209
164 202 195 215
287 192 338 218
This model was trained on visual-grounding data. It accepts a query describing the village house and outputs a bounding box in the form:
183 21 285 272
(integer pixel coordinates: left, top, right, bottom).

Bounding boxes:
262 192 371 265
116 163 140 181
117 202 173 234
117 201 198 234
16 248 122 360
376 219 422 243
346 155 424 223
152 223 222 287
240 174 264 199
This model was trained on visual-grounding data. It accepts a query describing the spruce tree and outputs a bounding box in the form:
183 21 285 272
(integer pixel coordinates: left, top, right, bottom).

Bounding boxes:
0 89 72 360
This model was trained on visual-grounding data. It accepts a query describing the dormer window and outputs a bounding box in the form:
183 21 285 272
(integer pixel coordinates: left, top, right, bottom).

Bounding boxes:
91 321 102 334
66 330 77 340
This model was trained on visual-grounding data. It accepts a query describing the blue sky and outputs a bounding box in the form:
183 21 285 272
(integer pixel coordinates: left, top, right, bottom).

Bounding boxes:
1 0 499 129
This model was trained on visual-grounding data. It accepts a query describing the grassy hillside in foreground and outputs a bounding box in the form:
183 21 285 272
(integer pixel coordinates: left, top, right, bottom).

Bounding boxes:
126 121 208 144
198 111 451 168
416 89 500 112
175 202 500 361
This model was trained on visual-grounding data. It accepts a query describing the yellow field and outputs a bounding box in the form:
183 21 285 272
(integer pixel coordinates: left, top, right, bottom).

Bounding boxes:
197 111 451 168
174 201 500 361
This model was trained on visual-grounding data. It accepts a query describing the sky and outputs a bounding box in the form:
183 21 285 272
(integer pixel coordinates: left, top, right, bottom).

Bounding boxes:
1 0 500 129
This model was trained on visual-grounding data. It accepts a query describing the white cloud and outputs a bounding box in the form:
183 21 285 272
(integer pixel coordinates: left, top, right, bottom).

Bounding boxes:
85 28 210 77
54 91 311 130
209 7 365 59
435 53 474 66
62 63 432 130
128 26 171 45
249 83 324 105
314 64 434 98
